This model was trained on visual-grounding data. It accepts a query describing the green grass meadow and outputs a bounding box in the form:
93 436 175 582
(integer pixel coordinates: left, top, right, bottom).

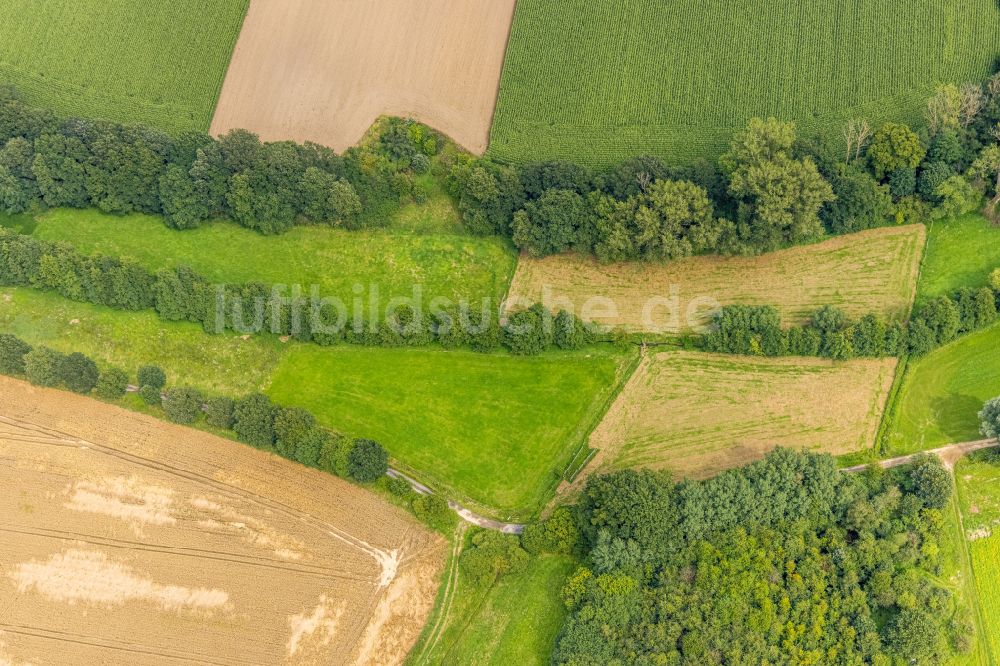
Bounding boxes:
918 215 1000 303
887 323 1000 454
267 346 628 517
412 552 574 666
0 287 622 517
32 208 517 306
0 0 249 132
491 0 1000 165
0 287 281 395
886 216 1000 455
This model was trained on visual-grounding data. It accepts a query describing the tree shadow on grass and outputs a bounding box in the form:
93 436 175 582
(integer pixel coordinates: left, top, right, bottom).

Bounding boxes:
931 393 984 443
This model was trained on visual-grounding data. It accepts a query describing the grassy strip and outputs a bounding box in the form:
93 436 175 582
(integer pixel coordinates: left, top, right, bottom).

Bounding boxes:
32 207 516 307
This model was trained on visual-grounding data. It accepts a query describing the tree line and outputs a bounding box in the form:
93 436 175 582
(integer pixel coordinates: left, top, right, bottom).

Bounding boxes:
0 230 597 355
0 332 390 483
704 278 999 359
451 73 1000 262
0 86 440 232
549 448 968 663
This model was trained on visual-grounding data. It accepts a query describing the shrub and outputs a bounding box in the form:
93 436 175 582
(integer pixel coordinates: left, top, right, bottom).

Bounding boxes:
412 494 456 531
522 506 580 555
138 384 161 406
934 175 981 219
204 396 235 429
0 333 31 375
137 364 167 390
23 346 66 387
273 406 316 459
318 434 351 477
95 367 129 399
60 352 99 394
460 531 530 587
232 393 278 448
909 457 952 509
503 305 553 355
162 386 205 424
293 426 329 467
347 438 389 482
981 397 1000 439
990 268 1000 292
387 476 413 496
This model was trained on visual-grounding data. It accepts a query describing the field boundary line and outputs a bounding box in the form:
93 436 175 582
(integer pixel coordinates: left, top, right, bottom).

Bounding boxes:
873 354 910 456
411 522 468 664
542 347 647 514
952 478 997 666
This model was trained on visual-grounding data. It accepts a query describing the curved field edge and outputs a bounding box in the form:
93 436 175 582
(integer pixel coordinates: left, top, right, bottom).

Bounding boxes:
0 0 249 133
489 0 1000 165
210 0 516 155
0 374 445 665
508 225 924 333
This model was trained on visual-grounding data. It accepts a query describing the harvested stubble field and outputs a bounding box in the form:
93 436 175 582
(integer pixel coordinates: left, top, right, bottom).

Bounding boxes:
211 0 517 154
587 351 897 480
0 377 444 666
507 225 924 333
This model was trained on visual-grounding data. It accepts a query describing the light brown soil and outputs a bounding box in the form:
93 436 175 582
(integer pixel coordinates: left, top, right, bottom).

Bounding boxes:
0 376 445 666
210 0 518 154
507 225 925 332
584 351 897 481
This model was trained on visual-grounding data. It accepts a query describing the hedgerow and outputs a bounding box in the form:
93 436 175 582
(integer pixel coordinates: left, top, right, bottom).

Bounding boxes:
0 87 441 233
0 229 597 356
704 278 999 360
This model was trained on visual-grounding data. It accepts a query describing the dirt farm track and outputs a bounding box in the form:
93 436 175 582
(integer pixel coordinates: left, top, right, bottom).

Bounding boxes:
0 377 444 665
211 0 517 153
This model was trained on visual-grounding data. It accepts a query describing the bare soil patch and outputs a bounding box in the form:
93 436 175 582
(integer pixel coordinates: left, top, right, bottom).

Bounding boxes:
584 351 897 481
0 377 444 665
210 0 517 154
507 225 925 332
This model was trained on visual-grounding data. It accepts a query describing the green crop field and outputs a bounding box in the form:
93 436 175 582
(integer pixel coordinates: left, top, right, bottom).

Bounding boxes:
31 208 516 307
490 0 1000 166
0 0 249 132
412 551 574 666
267 346 629 518
0 286 622 518
888 323 1000 454
918 215 1000 303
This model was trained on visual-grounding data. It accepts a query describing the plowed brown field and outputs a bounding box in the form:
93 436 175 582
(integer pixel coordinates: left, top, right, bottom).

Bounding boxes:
210 0 517 153
0 377 444 665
